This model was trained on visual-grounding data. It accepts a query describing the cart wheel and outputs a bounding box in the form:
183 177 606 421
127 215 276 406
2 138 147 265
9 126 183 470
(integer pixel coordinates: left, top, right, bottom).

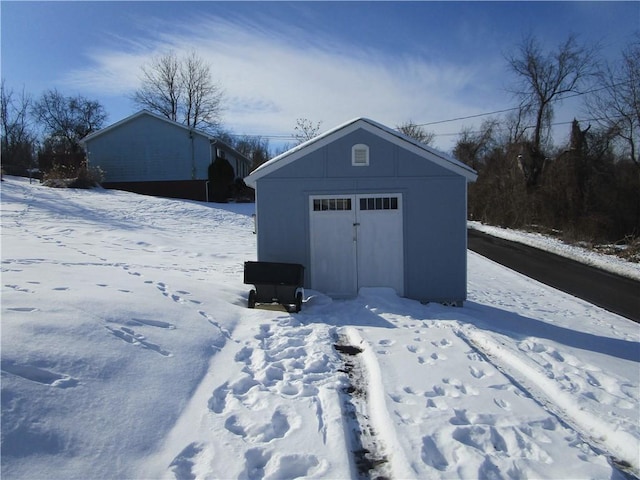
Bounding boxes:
295 291 303 313
248 289 256 309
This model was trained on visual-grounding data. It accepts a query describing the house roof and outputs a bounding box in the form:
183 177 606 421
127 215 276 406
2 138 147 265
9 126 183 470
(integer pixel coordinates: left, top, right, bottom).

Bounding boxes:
244 117 477 188
81 109 252 165
81 109 215 143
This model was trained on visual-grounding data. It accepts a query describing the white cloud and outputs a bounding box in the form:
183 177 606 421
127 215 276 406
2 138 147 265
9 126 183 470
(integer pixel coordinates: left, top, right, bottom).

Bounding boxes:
65 14 496 151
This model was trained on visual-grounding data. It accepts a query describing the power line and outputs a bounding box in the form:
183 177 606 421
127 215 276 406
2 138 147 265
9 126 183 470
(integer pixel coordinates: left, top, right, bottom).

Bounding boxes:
413 83 629 129
433 115 627 138
414 107 519 127
224 81 631 141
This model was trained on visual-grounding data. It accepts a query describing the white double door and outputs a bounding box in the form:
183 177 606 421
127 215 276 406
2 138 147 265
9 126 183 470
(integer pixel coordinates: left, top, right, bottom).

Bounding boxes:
309 194 404 297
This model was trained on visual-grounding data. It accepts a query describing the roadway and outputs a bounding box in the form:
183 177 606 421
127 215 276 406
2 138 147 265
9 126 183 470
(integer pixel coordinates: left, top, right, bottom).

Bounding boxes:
467 229 640 323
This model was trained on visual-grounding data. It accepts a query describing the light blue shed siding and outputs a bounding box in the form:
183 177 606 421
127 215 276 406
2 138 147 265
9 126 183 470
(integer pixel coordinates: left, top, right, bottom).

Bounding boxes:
85 114 211 182
254 128 469 303
272 130 457 180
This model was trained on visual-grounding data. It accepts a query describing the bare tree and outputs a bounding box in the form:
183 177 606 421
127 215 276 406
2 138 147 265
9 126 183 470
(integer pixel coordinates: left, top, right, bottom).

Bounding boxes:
586 33 640 168
453 119 498 170
32 89 107 173
32 89 106 154
502 107 531 145
1 80 36 175
396 120 435 146
133 51 181 121
233 135 271 170
293 118 322 144
506 34 598 186
181 52 224 130
133 51 224 131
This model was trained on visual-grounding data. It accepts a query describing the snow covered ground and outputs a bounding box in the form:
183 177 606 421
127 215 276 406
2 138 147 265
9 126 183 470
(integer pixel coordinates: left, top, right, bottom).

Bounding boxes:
2 176 638 480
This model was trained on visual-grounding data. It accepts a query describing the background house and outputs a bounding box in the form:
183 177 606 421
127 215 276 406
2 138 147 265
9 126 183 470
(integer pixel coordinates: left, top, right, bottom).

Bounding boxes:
245 117 477 304
82 110 251 202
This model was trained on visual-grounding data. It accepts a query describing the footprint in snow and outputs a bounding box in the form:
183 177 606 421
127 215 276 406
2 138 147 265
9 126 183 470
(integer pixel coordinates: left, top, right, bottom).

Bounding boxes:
229 374 260 396
255 324 273 340
224 409 292 443
224 415 247 437
258 409 291 442
208 382 229 414
130 318 176 329
271 454 321 479
4 284 33 293
466 351 485 362
1 360 78 388
449 408 471 425
7 307 38 312
105 326 171 356
169 442 203 480
198 311 231 340
426 397 447 410
156 282 182 303
235 346 254 364
432 338 453 348
421 436 449 471
242 448 271 480
430 352 447 362
494 398 511 410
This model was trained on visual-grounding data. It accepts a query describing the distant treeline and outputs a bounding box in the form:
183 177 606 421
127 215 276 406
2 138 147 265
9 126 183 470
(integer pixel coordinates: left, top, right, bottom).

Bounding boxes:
456 119 639 244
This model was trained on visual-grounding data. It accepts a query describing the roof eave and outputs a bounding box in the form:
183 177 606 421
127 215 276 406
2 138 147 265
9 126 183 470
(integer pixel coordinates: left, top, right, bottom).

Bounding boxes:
245 117 478 187
81 109 216 144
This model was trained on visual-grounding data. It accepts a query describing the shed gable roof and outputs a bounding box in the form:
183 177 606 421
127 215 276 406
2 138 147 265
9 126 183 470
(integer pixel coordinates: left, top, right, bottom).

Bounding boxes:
245 117 477 187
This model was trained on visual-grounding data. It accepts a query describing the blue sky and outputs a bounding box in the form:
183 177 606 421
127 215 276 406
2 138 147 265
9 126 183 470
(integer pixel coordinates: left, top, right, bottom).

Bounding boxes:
2 1 638 151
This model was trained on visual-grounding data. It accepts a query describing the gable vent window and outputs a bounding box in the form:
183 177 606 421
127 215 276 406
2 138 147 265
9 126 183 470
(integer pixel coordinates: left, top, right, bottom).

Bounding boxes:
352 144 369 166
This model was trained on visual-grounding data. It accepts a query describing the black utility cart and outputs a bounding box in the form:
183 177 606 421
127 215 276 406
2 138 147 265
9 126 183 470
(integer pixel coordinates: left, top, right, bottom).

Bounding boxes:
244 261 305 313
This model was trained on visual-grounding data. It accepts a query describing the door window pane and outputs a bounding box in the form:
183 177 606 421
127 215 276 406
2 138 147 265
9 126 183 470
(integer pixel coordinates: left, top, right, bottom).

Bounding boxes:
314 198 352 211
359 196 399 211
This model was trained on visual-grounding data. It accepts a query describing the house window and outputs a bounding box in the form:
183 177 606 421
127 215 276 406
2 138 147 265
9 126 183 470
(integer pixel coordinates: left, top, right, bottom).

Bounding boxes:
352 144 369 166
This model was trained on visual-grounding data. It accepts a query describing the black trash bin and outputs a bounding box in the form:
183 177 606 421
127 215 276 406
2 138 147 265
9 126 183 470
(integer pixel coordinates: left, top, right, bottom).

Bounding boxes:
243 261 305 312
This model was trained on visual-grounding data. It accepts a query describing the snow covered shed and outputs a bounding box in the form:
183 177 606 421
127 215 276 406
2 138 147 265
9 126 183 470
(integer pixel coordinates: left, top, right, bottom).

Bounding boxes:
245 117 477 304
82 110 251 202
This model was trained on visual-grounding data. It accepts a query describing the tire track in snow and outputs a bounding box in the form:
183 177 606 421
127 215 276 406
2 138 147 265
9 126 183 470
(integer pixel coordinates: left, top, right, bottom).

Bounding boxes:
454 324 639 478
336 327 415 480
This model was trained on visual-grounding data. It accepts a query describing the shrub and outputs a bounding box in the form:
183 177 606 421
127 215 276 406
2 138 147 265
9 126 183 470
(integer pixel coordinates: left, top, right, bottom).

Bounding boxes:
42 163 104 189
